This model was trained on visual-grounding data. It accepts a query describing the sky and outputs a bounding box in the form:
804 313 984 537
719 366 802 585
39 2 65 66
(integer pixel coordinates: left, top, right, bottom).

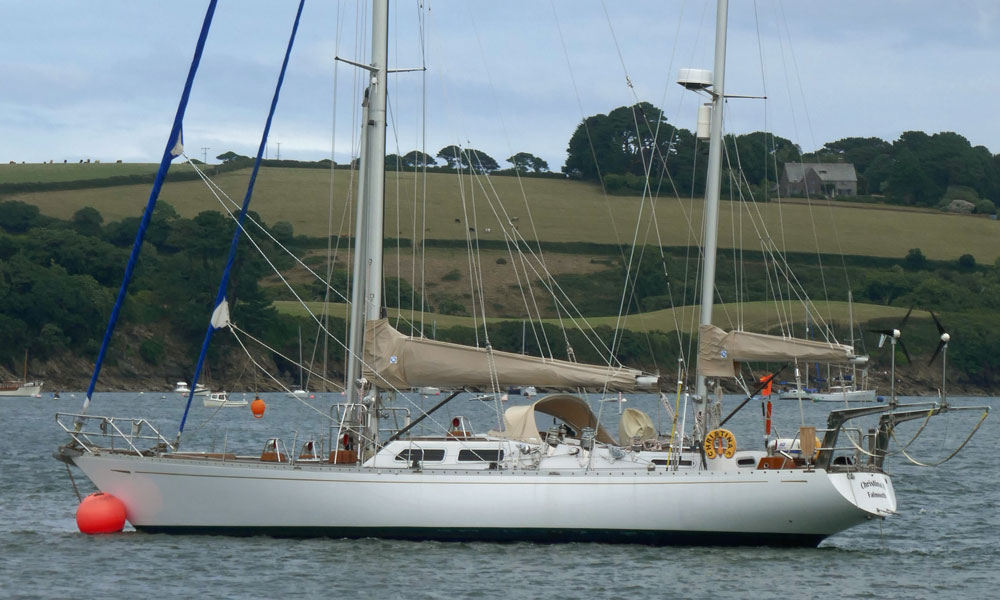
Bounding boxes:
2 0 1000 171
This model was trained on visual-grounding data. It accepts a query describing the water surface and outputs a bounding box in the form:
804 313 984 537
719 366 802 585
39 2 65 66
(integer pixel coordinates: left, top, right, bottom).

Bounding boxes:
1 392 995 599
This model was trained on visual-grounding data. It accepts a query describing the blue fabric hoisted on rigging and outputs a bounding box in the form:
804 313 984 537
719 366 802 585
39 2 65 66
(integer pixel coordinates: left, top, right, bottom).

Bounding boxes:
79 0 219 420
178 0 307 437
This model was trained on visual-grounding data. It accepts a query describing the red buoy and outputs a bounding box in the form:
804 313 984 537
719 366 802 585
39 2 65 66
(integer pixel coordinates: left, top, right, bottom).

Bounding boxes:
251 396 266 418
76 492 126 534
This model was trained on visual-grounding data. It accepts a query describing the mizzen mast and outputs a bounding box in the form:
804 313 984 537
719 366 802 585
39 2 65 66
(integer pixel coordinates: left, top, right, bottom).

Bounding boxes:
343 0 389 455
691 0 730 427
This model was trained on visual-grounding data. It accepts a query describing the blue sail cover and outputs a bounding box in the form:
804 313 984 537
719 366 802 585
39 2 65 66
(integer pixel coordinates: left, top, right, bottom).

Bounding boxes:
80 0 218 418
179 0 307 436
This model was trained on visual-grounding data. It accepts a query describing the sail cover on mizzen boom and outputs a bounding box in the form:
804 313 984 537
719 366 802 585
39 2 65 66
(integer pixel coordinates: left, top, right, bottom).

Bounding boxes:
363 319 649 391
697 324 857 378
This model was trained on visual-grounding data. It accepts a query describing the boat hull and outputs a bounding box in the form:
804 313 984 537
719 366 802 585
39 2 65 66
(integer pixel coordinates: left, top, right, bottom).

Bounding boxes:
202 399 248 408
0 382 44 397
811 389 878 403
70 452 893 546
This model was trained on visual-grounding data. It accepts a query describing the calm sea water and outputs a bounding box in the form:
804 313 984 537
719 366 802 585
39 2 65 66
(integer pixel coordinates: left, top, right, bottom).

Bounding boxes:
1 391 996 599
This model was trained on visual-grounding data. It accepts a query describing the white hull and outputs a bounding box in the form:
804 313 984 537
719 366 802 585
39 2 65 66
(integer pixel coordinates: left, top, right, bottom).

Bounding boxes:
811 389 879 403
203 398 248 408
777 389 813 401
70 451 893 545
0 382 44 397
175 384 210 397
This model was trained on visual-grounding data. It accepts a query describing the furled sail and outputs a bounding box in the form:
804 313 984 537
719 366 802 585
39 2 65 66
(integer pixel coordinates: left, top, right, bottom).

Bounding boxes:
697 324 856 378
363 319 649 391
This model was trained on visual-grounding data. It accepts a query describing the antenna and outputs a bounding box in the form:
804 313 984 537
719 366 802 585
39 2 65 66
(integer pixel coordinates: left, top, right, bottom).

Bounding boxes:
276 142 280 160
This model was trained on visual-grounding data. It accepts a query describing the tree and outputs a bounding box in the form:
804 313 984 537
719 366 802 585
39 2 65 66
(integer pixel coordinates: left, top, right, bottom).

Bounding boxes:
885 147 937 205
507 152 549 173
822 137 891 177
402 150 436 168
564 102 671 182
436 145 464 168
903 248 927 270
974 198 996 215
465 149 499 173
72 206 104 238
725 131 799 190
385 153 405 170
271 221 294 244
435 146 499 172
216 150 247 163
0 200 42 233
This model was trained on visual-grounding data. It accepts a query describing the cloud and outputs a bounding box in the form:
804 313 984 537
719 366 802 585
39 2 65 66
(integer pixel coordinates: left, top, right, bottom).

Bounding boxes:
2 1 998 171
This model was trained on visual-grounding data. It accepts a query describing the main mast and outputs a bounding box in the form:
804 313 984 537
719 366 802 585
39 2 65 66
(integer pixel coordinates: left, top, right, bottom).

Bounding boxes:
344 0 389 451
694 0 729 409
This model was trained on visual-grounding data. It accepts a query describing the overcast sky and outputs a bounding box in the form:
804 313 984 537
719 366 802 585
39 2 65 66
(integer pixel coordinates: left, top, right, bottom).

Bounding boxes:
3 1 999 170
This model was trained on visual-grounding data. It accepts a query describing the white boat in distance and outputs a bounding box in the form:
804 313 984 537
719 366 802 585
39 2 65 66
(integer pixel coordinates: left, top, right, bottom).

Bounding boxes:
2 350 43 397
55 0 986 547
202 391 247 408
174 381 209 396
0 380 44 397
811 386 879 403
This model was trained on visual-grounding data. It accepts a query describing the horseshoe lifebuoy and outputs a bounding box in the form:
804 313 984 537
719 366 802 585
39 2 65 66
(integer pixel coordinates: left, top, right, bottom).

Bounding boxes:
704 428 737 459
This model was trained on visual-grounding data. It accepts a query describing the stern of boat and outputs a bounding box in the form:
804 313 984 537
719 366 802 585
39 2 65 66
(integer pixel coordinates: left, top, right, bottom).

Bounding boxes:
828 470 896 517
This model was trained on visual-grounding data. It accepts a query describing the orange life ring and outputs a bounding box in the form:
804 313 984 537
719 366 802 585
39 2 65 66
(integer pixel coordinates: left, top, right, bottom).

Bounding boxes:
704 428 737 459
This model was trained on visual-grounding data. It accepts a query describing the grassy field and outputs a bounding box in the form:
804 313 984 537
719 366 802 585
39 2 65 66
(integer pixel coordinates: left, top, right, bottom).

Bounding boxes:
0 161 159 184
273 299 918 335
9 166 999 262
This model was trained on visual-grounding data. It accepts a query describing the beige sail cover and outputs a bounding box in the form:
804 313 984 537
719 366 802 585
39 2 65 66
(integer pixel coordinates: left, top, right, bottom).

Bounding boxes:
618 407 657 444
697 324 855 378
494 394 617 445
363 319 644 391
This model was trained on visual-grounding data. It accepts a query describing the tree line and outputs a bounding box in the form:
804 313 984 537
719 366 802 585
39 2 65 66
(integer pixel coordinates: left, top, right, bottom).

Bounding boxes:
561 102 1000 212
2 196 999 387
0 199 291 373
218 148 551 175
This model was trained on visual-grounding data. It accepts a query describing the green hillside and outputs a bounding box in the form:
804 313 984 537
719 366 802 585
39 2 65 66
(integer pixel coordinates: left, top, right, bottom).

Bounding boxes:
7 165 999 262
3 166 1000 391
274 300 916 335
0 162 159 184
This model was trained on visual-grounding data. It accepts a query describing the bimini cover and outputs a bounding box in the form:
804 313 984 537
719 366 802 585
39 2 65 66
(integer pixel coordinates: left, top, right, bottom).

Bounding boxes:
618 407 657 444
364 318 645 391
495 394 617 445
697 324 855 378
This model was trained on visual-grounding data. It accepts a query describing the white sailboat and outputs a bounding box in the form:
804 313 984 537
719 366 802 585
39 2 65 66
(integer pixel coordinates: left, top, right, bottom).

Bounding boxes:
0 351 44 398
0 381 44 398
811 294 879 402
55 0 986 546
784 295 879 403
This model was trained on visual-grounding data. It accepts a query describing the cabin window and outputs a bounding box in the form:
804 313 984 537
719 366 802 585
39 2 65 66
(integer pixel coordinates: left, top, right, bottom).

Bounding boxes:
395 448 446 463
651 459 693 467
458 449 504 462
737 457 756 467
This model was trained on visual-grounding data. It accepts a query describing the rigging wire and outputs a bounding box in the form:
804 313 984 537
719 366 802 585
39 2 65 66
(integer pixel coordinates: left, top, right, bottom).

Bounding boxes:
184 157 494 444
464 5 575 362
312 0 350 393
178 0 306 441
